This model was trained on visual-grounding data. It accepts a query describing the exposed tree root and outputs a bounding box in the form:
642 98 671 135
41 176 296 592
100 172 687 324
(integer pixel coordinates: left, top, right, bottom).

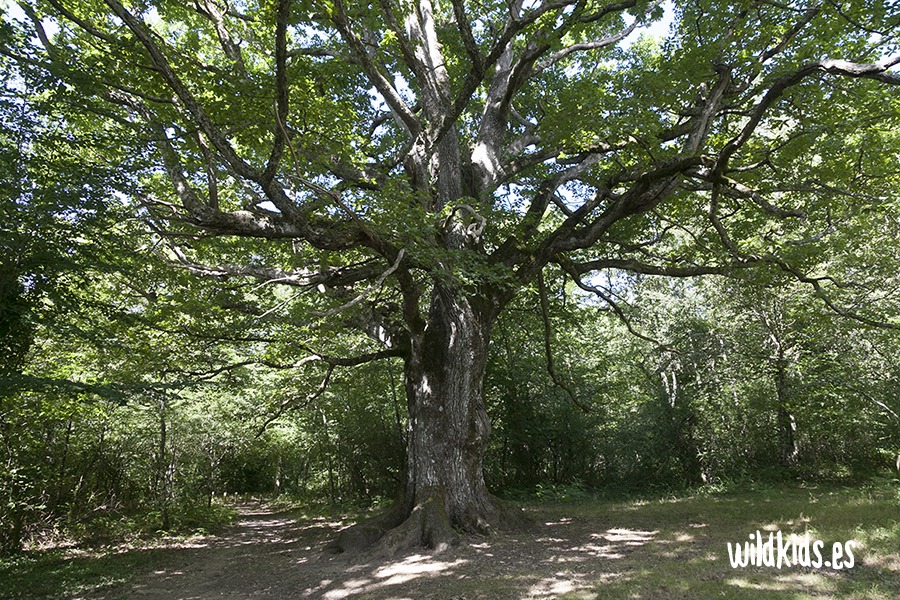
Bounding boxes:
376 497 459 556
324 493 527 558
323 503 403 555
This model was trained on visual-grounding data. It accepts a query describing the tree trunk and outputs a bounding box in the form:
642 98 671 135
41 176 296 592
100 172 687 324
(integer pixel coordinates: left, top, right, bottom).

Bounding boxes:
777 405 799 468
660 370 704 487
330 283 520 555
155 396 171 530
774 354 798 469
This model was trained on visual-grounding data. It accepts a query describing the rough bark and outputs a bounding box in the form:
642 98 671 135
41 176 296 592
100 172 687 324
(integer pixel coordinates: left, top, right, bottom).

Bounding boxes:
329 283 523 555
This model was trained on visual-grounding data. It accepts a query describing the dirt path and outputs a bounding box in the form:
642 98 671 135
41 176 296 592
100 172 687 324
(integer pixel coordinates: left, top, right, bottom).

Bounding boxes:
84 495 899 599
93 504 349 599
88 503 653 600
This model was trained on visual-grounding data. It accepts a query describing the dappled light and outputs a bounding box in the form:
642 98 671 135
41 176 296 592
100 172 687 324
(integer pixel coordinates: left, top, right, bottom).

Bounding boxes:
2 484 898 599
599 528 659 544
2 0 900 597
311 555 471 599
373 554 468 580
726 572 829 592
526 573 588 598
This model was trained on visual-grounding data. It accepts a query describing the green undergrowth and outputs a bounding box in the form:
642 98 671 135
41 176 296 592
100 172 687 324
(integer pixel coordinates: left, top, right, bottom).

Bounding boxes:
264 492 395 521
530 477 900 599
0 546 173 599
62 502 239 546
2 480 897 599
500 467 898 506
0 502 238 599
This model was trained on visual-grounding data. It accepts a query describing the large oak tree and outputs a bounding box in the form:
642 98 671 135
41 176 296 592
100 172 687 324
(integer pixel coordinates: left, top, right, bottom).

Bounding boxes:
3 0 899 552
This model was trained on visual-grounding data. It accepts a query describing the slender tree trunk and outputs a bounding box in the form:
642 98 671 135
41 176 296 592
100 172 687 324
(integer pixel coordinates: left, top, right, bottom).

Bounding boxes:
331 283 519 554
51 417 73 512
774 353 798 468
155 397 171 530
386 360 406 476
658 370 705 486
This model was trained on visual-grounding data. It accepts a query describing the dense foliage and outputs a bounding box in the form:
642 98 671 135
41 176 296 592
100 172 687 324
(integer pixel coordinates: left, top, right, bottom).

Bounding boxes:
2 0 899 554
3 258 899 553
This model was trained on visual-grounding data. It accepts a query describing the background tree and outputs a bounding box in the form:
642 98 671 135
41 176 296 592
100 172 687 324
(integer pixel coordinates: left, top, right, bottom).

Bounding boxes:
2 0 899 553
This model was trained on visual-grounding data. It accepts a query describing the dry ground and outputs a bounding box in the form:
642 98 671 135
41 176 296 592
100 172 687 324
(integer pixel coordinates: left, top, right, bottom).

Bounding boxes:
73 485 899 600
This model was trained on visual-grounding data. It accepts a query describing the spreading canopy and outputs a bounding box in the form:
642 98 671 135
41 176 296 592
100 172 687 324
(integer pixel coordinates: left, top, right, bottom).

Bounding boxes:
3 0 900 551
2 1 898 322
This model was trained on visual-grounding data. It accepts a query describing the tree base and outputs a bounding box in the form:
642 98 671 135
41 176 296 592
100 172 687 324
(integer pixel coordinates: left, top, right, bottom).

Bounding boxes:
324 494 526 558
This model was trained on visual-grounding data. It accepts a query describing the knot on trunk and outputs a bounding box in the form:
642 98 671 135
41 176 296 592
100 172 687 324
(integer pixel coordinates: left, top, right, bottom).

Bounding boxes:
442 204 486 247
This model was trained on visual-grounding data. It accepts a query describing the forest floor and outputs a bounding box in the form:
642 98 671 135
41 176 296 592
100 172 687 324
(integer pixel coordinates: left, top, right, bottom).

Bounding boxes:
2 481 898 599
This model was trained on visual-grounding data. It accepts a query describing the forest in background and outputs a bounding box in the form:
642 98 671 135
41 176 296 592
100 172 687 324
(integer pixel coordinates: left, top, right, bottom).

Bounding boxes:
3 191 899 554
2 0 900 558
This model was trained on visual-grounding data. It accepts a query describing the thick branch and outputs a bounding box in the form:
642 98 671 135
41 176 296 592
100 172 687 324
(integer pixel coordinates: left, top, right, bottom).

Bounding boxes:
262 0 290 184
440 0 577 154
118 99 303 239
167 247 386 289
716 58 900 176
332 0 422 138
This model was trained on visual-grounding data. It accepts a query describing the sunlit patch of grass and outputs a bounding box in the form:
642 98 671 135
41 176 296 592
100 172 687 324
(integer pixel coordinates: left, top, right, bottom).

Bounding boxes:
0 547 171 599
560 481 900 599
2 482 897 599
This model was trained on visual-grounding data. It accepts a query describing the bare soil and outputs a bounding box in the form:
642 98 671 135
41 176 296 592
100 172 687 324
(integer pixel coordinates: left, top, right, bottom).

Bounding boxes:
83 502 655 599
81 495 899 600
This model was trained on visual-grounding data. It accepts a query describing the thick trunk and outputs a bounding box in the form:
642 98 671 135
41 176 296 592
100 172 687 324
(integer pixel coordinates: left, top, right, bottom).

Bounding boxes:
330 284 519 555
402 284 496 532
327 24 516 549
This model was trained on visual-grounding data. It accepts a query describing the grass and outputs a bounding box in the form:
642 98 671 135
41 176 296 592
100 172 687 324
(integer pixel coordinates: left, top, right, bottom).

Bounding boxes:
0 545 175 599
0 479 897 599
0 503 238 600
530 477 900 599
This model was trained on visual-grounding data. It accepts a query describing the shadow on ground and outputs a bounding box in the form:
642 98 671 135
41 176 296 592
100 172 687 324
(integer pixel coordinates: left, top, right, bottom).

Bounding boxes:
3 486 898 599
